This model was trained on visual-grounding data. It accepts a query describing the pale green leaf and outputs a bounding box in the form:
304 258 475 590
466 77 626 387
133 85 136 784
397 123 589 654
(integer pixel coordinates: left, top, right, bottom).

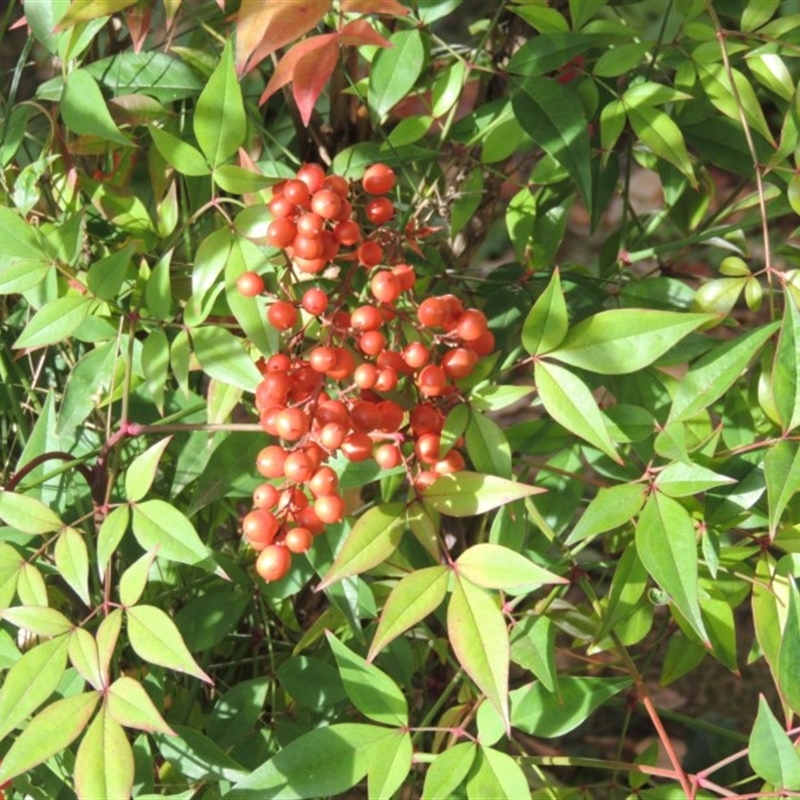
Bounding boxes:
74 705 135 800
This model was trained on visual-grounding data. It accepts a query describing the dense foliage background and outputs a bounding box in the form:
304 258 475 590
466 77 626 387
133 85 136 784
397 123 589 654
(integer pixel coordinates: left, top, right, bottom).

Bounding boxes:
2 0 800 797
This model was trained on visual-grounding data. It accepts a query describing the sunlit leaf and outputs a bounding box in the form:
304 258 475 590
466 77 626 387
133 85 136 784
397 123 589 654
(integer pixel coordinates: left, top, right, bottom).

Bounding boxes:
448 575 509 731
749 695 800 789
126 605 212 683
0 691 99 784
317 503 405 590
423 471 545 517
368 566 449 660
74 705 135 800
635 492 708 643
456 544 567 592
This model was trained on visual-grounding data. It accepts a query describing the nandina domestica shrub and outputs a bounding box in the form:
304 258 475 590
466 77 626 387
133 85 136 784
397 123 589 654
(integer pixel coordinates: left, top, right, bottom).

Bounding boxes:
1 1 800 798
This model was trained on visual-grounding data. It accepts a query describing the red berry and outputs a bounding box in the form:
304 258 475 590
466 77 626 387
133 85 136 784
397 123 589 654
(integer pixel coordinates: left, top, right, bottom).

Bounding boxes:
362 163 396 195
365 197 395 225
256 544 292 581
268 301 298 331
256 445 288 478
285 526 313 554
236 271 264 297
301 287 329 315
315 494 346 524
370 271 401 304
296 163 326 194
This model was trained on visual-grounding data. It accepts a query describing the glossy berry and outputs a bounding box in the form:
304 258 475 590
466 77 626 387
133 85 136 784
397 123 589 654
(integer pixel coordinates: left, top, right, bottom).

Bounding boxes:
255 544 292 581
357 241 383 267
314 494 346 524
256 445 288 479
417 297 450 328
374 443 403 469
267 218 297 249
311 189 342 219
283 179 310 206
242 509 280 549
308 466 339 498
296 163 326 194
371 271 401 304
274 407 310 441
362 163 396 195
283 450 314 483
285 526 313 554
302 287 329 315
267 301 298 331
236 271 264 297
253 482 280 509
365 197 395 225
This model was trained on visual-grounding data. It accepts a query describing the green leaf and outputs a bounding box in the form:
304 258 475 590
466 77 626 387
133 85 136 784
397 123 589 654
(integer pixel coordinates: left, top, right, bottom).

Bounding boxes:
627 105 696 187
85 51 203 102
441 403 470 457
141 328 169 415
0 606 72 637
87 244 134 301
635 493 708 643
465 408 512 478
327 632 408 726
511 76 592 208
367 729 413 800
778 580 800 715
125 437 172 503
61 68 131 145
773 293 800 433
535 360 621 463
194 40 245 166
465 745 530 800
14 295 93 350
107 676 175 735
422 742 476 800
423 471 545 517
448 575 509 731
226 723 397 799
97 505 129 580
764 440 800 536
511 677 631 737
152 725 248 783
507 32 602 75
208 677 269 751
742 0 780 30
669 322 778 423
598 546 648 640
510 615 557 692
522 269 567 355
193 227 234 303
149 126 210 176
456 544 567 593
0 634 69 740
0 260 50 294
131 499 215 569
749 695 800 789
119 549 157 607
74 705 135 800
126 605 211 683
469 385 535 413
317 503 405 590
97 608 123 682
53 526 90 604
594 42 651 77
548 309 714 374
692 277 746 316
0 207 46 259
145 250 172 321
213 164 277 194
370 29 425 120
697 62 775 145
191 326 261 391
368 565 449 661
565 483 646 546
654 462 735 498
0 490 63 534
68 628 104 691
0 691 100 785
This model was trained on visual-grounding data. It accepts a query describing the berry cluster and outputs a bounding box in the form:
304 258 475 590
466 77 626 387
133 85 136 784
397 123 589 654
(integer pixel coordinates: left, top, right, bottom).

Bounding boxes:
236 162 495 582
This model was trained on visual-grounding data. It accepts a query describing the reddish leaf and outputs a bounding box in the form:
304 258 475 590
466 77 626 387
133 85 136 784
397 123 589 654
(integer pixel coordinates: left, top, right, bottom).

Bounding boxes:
236 0 332 76
124 5 151 54
342 0 409 15
259 33 338 107
337 18 393 48
293 39 340 126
